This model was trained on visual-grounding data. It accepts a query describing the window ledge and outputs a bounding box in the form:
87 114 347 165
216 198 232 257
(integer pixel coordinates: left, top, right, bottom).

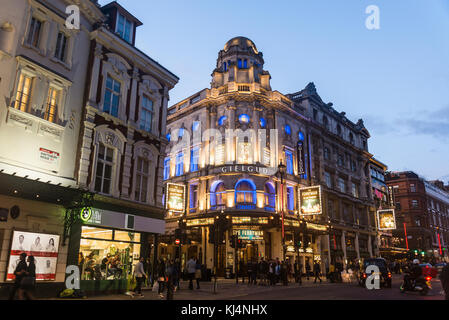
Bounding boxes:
50 56 72 71
6 107 64 141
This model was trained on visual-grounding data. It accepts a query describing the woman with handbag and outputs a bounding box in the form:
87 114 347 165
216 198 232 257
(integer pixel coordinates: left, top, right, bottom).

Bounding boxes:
18 255 36 300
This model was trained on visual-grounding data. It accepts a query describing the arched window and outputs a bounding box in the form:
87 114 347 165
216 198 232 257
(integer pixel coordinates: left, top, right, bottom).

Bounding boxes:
210 181 226 209
264 182 275 212
323 116 329 129
235 179 256 209
239 114 250 124
218 116 227 126
223 62 227 72
349 132 354 144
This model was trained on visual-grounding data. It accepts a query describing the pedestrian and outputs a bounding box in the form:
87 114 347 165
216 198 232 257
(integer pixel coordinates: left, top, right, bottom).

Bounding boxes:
18 255 36 300
261 258 269 286
173 258 181 291
275 260 281 284
313 261 322 284
195 259 202 289
9 252 27 300
281 261 288 286
305 260 311 280
268 260 275 286
133 256 146 297
165 260 175 300
157 258 166 298
439 263 449 300
186 256 196 290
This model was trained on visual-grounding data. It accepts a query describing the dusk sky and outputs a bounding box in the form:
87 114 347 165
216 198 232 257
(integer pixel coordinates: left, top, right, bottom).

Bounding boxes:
99 0 449 181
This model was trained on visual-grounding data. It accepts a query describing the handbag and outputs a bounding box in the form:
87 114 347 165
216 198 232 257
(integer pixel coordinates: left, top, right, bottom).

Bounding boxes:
20 276 35 287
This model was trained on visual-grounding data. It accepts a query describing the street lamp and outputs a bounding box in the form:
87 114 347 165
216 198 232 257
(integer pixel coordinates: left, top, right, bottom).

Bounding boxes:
278 161 287 261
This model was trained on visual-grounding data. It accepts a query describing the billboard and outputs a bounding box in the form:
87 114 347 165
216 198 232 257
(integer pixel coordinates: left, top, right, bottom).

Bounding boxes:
299 186 322 216
377 209 397 231
6 231 60 281
166 183 186 213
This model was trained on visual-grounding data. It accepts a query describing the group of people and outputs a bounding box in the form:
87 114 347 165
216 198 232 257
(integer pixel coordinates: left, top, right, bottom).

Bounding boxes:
79 252 124 281
237 258 324 286
9 253 36 300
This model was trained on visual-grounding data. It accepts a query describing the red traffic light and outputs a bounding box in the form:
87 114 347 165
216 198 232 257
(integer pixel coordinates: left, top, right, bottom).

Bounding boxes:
175 239 181 245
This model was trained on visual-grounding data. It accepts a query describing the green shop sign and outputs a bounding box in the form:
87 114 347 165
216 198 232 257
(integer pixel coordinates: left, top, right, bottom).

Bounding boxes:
80 207 92 222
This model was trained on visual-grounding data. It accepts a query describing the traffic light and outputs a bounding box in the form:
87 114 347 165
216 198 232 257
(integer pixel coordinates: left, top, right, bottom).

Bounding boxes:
230 234 238 249
236 238 245 249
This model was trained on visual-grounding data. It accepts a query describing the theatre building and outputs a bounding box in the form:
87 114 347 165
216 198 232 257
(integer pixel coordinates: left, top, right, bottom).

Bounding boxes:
162 37 377 276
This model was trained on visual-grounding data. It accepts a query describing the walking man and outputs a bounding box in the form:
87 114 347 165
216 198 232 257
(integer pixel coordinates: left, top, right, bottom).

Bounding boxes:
186 256 197 290
313 261 322 283
133 257 146 297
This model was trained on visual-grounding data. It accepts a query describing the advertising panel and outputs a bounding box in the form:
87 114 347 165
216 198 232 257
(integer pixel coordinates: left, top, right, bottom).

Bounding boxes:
377 209 397 230
166 183 186 213
298 186 322 216
7 231 60 281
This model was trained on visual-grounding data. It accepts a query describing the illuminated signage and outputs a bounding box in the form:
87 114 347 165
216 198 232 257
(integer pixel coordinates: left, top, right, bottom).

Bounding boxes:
234 229 264 241
297 142 305 175
80 207 92 222
166 183 186 213
298 186 322 216
219 165 275 176
377 209 397 231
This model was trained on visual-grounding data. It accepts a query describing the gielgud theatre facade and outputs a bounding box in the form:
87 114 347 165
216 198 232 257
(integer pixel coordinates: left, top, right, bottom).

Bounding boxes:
162 37 378 276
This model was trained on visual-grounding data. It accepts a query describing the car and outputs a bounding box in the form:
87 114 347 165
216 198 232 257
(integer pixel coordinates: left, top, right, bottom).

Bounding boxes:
358 258 392 288
420 263 438 278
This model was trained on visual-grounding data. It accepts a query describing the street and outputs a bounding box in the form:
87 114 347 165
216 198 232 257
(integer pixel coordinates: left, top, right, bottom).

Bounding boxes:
50 275 446 301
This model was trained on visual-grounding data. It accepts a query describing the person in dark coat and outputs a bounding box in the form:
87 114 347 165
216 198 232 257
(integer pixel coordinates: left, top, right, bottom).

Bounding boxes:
305 260 311 280
156 258 166 296
313 261 322 283
9 253 28 300
439 263 449 300
18 255 36 300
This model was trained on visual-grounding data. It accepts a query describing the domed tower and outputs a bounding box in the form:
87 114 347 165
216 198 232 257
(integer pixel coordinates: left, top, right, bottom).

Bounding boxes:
211 37 271 91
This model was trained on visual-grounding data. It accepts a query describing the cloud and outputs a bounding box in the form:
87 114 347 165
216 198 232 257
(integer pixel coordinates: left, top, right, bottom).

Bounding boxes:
396 105 449 141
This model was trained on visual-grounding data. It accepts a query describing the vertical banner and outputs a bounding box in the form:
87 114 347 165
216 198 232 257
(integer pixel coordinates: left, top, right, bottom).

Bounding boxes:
376 209 397 231
166 183 186 213
7 231 60 281
298 186 322 216
297 142 305 175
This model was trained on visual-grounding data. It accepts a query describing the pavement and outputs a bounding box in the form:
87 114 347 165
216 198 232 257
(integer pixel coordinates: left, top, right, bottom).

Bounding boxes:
47 274 447 300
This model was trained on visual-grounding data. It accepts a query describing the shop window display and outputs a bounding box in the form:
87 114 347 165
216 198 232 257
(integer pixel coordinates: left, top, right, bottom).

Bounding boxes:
79 226 141 281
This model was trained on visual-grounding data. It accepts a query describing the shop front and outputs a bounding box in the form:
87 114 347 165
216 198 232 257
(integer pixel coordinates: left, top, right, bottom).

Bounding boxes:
67 206 165 295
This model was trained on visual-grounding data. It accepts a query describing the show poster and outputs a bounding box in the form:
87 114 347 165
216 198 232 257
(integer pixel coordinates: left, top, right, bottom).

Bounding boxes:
166 183 186 213
377 209 397 230
299 186 322 216
6 231 60 281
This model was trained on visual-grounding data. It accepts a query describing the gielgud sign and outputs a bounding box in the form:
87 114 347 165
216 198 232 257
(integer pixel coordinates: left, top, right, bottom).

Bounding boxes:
299 186 322 216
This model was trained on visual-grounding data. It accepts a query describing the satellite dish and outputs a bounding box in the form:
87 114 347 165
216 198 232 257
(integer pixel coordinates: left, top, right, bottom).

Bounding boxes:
10 206 20 219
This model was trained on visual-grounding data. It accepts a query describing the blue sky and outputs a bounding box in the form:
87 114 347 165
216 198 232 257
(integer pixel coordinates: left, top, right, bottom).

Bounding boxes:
99 0 449 181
